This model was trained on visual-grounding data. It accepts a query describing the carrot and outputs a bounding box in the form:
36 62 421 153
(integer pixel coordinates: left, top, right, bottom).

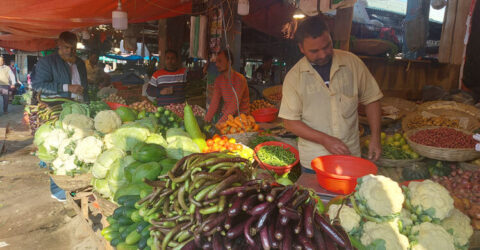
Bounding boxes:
228 114 234 121
240 113 247 121
254 124 259 131
226 120 236 127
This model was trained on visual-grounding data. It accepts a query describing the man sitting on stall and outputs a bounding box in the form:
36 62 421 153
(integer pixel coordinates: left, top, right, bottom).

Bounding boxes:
146 49 187 106
205 49 250 123
279 15 383 174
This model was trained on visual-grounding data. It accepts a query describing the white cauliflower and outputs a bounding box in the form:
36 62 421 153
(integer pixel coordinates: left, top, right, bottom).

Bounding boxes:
62 114 94 140
360 220 410 250
407 180 454 221
51 155 78 175
411 222 455 250
94 110 122 134
354 175 404 219
328 204 361 233
57 138 76 160
74 136 104 163
103 133 115 149
43 128 68 152
441 208 473 247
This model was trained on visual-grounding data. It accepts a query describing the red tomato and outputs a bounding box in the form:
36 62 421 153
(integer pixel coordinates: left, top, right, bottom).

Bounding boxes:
235 144 243 150
206 140 214 146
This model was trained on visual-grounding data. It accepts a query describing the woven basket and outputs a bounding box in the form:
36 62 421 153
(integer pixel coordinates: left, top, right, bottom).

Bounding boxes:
49 173 92 192
359 97 417 125
405 127 480 162
360 136 424 168
93 192 118 217
402 110 480 133
262 85 282 105
418 101 480 121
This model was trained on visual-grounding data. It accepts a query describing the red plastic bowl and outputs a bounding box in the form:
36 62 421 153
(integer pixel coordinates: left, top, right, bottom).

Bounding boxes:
252 108 279 123
311 155 378 194
254 141 299 175
106 101 128 110
401 180 424 187
112 81 128 90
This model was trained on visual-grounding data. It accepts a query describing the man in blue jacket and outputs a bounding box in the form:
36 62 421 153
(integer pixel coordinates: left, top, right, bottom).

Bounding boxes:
32 31 88 202
32 31 88 101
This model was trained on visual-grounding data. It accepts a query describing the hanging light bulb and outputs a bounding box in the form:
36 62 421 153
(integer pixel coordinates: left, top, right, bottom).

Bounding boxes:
238 0 249 16
112 0 128 30
293 9 306 19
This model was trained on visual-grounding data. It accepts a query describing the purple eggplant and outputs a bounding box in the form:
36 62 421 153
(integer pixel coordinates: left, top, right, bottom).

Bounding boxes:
256 204 275 230
279 207 301 221
281 226 292 250
304 200 315 238
227 220 247 239
260 226 271 250
313 225 327 250
228 196 245 217
315 213 346 247
244 215 260 246
242 194 259 212
277 186 296 208
250 202 272 216
298 234 315 250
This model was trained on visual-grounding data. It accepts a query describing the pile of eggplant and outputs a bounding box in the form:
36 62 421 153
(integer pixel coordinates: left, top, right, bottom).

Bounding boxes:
139 152 252 249
139 152 352 249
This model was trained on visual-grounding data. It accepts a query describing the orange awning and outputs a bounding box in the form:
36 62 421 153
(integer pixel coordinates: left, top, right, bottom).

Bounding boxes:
0 0 192 51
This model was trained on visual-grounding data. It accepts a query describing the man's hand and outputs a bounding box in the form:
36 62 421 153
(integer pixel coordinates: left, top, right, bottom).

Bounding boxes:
68 85 84 94
322 135 351 155
368 138 382 161
160 87 173 95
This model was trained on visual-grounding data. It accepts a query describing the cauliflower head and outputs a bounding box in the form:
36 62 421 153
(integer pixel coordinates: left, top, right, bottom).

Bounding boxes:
360 220 410 250
43 128 68 152
74 136 104 163
57 138 77 160
355 174 404 218
411 222 455 250
62 114 94 140
441 208 473 247
94 110 122 134
103 133 115 150
407 180 454 221
51 155 78 175
328 204 361 233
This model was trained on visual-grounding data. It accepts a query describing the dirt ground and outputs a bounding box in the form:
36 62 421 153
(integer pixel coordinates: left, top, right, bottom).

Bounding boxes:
0 105 102 250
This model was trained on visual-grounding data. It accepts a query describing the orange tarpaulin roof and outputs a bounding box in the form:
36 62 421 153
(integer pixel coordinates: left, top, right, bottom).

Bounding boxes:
0 0 192 51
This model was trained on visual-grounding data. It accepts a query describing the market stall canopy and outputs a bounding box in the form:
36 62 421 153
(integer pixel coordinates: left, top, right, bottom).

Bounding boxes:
0 0 192 51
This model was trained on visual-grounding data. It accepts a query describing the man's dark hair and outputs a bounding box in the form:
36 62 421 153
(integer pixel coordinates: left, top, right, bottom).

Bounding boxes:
218 49 234 64
165 49 178 58
294 15 329 44
58 31 78 45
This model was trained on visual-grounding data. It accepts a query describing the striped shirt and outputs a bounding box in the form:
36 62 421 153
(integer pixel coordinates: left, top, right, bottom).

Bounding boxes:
205 70 250 123
147 68 187 106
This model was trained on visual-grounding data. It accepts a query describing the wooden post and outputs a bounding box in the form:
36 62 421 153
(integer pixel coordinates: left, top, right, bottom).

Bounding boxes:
158 19 167 69
333 7 354 51
439 0 471 64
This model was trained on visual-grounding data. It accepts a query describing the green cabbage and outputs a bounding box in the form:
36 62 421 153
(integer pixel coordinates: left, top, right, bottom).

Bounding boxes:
107 159 128 196
91 148 125 179
34 124 54 147
111 123 151 152
93 178 111 198
145 133 168 148
59 102 90 120
166 128 190 144
165 128 200 160
37 144 56 163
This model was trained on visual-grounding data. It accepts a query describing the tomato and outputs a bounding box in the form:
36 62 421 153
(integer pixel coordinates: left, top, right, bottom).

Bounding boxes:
235 144 243 150
221 136 228 141
218 140 226 146
206 140 214 147
202 147 209 153
212 145 220 152
220 146 227 151
213 134 220 140
228 138 236 144
227 144 235 151
213 137 221 143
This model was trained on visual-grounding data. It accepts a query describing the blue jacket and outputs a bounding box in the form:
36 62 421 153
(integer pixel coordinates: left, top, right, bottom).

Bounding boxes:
32 52 88 100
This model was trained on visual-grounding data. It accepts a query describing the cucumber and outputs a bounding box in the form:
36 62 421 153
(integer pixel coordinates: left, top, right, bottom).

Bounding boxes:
125 230 142 245
118 225 127 233
140 226 151 238
106 216 116 224
144 246 151 250
110 238 122 247
140 189 150 199
125 208 136 218
136 221 150 233
121 222 139 240
147 237 153 247
113 206 126 219
101 226 114 236
184 103 206 150
130 210 143 223
145 212 159 223
118 216 134 226
138 236 148 249
117 195 141 206
124 198 140 208
104 231 120 242
134 202 144 210
138 205 149 217
108 223 120 231
116 242 138 250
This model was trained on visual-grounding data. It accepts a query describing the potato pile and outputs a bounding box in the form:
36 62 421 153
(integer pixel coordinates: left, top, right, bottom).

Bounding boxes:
250 100 275 112
103 93 126 105
129 100 157 113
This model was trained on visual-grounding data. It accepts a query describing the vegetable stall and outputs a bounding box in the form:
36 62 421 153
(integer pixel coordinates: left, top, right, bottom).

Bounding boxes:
26 93 480 249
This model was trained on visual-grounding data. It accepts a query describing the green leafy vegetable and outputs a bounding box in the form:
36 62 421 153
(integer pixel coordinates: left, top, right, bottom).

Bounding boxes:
257 145 296 167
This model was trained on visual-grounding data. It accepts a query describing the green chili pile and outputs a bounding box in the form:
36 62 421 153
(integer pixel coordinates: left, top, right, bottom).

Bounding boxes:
257 145 296 167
